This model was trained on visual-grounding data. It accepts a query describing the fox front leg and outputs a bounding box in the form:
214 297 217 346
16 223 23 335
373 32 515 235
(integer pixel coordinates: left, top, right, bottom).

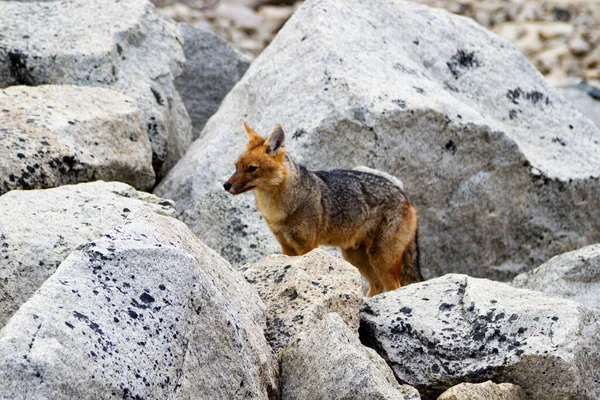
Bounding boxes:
279 241 299 256
275 228 317 256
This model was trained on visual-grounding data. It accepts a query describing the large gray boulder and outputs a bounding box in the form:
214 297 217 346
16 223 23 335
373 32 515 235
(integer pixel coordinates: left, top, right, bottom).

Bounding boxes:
0 85 154 194
359 274 600 400
513 243 600 309
155 0 600 279
242 249 363 353
0 210 278 399
0 181 176 329
0 0 192 178
176 23 251 140
280 313 421 400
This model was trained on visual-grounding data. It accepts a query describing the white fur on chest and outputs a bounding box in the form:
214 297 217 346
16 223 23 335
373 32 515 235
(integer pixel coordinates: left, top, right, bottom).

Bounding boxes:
254 190 288 227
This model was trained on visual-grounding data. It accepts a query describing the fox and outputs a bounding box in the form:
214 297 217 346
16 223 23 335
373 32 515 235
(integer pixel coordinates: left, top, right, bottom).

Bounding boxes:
223 122 422 297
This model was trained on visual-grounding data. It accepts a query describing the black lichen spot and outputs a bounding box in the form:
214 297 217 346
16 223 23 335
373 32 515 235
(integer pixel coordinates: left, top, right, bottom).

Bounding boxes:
65 321 74 329
509 109 518 120
507 87 550 106
507 88 524 104
525 90 545 104
73 311 88 321
116 43 123 55
446 49 481 79
393 99 406 108
123 208 130 213
288 289 298 301
552 137 566 146
139 292 155 304
551 316 559 321
16 153 25 159
150 88 164 106
128 310 138 319
62 155 76 169
159 284 166 290
439 303 455 311
292 128 307 139
399 306 412 314
444 140 457 154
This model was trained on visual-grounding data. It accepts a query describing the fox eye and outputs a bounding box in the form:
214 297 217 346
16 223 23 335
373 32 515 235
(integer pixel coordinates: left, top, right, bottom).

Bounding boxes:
247 165 258 173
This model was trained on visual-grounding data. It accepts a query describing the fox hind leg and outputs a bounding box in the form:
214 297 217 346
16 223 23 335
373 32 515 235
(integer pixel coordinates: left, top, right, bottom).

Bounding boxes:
369 204 419 293
341 246 383 297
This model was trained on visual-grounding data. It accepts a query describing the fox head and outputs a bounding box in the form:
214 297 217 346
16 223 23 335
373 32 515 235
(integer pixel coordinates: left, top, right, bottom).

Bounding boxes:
223 122 287 194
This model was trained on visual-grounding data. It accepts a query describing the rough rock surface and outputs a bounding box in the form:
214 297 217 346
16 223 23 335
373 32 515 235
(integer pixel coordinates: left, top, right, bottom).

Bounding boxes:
176 23 251 139
359 274 600 400
513 243 600 309
0 85 154 194
0 181 176 329
437 381 527 400
242 249 363 353
280 313 421 400
0 210 278 399
155 0 600 280
0 0 192 178
561 87 600 129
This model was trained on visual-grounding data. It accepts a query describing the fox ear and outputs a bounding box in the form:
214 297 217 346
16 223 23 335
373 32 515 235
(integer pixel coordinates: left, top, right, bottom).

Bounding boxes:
266 124 285 155
243 121 263 146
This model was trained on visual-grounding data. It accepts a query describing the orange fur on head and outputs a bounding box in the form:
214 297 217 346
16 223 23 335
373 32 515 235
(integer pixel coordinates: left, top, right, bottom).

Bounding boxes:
224 123 288 194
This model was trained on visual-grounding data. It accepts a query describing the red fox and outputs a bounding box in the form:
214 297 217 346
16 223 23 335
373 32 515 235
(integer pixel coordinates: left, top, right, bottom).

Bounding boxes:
224 122 422 296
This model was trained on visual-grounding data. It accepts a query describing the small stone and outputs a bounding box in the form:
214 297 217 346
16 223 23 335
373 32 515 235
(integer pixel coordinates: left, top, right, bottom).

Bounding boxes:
438 381 527 400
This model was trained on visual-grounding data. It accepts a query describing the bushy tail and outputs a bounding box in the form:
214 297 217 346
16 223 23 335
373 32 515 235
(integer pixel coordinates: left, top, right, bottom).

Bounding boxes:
400 226 423 286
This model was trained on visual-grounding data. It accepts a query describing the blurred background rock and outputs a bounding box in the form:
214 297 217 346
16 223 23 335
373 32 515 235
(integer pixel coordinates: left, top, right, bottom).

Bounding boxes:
154 0 600 89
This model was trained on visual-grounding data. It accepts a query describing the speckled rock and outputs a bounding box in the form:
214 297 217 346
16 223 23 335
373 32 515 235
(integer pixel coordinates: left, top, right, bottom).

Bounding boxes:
242 249 362 353
359 274 600 400
0 181 176 329
437 381 527 400
155 0 600 280
176 23 251 139
0 85 154 194
0 210 278 399
0 0 192 178
513 243 600 309
280 313 421 400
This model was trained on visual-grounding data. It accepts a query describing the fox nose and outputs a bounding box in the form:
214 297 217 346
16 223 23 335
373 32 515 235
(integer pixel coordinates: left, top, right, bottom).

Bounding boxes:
223 182 232 191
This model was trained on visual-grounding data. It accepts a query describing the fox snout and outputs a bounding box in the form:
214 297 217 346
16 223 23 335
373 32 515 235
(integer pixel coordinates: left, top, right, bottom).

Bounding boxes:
223 172 255 195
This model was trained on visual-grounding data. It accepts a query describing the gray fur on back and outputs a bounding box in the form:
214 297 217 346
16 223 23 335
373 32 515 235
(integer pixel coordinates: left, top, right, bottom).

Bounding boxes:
353 166 404 191
306 166 407 232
